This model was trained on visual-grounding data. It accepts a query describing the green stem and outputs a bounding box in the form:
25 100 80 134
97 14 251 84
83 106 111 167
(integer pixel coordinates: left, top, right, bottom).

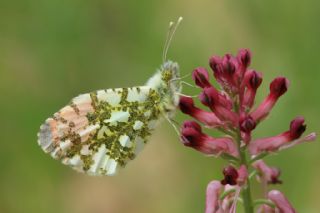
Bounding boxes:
242 173 254 213
236 133 254 213
231 96 254 212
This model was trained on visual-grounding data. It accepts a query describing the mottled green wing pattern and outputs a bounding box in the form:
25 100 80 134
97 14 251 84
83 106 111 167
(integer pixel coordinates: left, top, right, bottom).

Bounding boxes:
38 86 162 176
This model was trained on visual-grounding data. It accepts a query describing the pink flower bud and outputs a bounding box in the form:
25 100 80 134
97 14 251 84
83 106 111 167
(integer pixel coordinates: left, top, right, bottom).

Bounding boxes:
270 77 289 98
246 70 263 90
239 115 256 144
192 67 211 88
222 54 237 76
251 77 289 122
180 121 238 157
199 87 238 126
288 116 306 140
268 190 296 213
221 165 248 186
222 54 239 89
205 181 222 213
242 70 263 109
179 96 222 127
239 115 256 133
237 49 252 69
221 166 239 186
252 160 282 184
199 87 233 109
249 117 312 155
209 56 223 76
209 54 239 90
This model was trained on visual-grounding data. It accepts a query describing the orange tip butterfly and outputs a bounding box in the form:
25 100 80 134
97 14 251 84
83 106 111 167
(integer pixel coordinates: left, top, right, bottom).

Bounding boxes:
38 17 183 176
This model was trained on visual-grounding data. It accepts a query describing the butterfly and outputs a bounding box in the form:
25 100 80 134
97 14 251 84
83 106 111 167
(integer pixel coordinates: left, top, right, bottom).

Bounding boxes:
37 17 183 176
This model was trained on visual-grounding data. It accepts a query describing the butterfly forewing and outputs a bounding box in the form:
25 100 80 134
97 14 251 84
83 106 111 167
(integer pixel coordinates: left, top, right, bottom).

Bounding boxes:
38 86 162 176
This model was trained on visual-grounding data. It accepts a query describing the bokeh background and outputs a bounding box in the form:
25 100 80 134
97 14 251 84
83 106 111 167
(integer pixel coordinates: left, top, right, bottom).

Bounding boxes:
0 0 319 212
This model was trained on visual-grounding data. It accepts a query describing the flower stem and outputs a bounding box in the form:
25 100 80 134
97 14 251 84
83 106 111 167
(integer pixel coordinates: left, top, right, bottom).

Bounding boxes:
236 132 254 213
240 153 254 213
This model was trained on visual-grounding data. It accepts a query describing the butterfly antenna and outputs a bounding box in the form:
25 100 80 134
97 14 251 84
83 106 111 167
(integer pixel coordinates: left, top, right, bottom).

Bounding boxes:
162 21 174 63
180 81 197 88
162 16 183 63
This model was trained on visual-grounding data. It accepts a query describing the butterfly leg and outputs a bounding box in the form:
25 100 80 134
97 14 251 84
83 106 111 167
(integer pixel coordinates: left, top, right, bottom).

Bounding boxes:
180 81 197 88
169 73 192 83
162 112 181 137
175 92 198 98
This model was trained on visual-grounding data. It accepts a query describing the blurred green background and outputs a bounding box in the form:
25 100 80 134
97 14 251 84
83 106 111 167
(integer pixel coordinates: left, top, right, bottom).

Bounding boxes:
0 0 319 212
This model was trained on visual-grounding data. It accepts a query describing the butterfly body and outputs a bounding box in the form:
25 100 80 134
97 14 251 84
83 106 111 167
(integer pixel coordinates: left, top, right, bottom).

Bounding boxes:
38 61 180 176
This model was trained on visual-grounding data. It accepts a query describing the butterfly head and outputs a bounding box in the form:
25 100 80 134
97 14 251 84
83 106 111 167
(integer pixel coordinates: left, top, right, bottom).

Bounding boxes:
160 60 180 84
158 60 181 113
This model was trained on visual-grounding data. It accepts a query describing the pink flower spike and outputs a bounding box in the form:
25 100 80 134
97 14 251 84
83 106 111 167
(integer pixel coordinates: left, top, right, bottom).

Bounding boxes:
251 77 289 122
179 96 223 127
177 49 316 212
192 67 212 88
268 190 296 213
252 160 282 185
205 181 222 213
180 121 238 157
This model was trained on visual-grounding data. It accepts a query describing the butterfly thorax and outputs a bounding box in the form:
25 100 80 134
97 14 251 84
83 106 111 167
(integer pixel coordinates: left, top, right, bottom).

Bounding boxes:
146 61 181 119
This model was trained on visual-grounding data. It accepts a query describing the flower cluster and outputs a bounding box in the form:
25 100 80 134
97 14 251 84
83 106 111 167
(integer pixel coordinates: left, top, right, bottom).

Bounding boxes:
179 49 316 213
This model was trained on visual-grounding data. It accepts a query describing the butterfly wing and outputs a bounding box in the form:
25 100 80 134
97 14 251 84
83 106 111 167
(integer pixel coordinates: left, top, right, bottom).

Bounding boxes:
38 86 162 176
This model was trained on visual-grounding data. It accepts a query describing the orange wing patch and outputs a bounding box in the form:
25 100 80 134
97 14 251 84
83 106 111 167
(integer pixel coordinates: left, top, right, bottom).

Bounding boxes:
38 94 95 157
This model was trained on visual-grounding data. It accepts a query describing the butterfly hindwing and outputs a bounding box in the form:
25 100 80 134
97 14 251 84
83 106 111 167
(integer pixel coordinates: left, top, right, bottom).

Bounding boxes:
38 86 162 175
